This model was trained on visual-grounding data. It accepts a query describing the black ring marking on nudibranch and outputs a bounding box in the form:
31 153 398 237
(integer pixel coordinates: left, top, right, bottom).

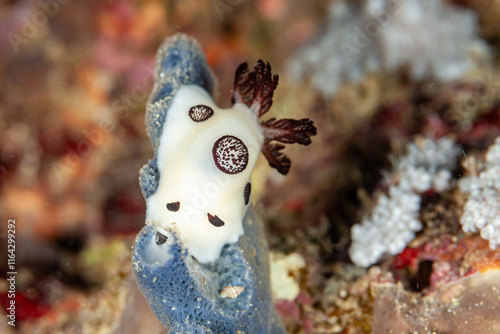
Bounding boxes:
207 213 225 227
189 105 214 122
155 231 168 245
166 202 180 212
212 135 249 174
244 182 251 205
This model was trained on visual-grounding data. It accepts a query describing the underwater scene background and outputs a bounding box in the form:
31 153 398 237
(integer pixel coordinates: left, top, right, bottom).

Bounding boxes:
1 0 500 333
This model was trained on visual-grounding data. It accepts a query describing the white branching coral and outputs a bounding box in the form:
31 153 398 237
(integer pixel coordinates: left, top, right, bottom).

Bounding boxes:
287 1 380 96
395 137 462 193
288 0 490 96
459 138 500 249
350 137 461 267
350 181 421 268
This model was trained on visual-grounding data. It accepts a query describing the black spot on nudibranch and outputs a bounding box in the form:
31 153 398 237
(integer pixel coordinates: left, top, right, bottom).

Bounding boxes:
212 135 249 174
166 202 180 212
244 182 251 205
189 105 214 122
207 213 225 227
155 231 168 245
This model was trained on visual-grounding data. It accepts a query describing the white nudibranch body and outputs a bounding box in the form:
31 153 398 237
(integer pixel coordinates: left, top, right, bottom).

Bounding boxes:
146 85 263 263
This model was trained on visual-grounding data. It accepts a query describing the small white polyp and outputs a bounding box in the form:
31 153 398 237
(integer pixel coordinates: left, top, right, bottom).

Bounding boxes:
146 85 264 263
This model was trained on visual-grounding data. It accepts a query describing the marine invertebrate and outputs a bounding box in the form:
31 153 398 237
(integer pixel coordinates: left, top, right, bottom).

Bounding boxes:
132 34 316 333
350 181 422 268
395 137 461 193
460 137 500 249
288 0 490 96
350 137 461 267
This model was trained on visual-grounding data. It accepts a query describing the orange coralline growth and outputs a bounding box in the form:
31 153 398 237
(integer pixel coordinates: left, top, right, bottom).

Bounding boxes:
465 239 500 273
390 235 500 293
426 236 500 279
447 237 500 272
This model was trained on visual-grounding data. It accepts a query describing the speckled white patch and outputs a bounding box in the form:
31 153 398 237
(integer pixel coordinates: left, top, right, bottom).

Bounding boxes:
220 286 245 299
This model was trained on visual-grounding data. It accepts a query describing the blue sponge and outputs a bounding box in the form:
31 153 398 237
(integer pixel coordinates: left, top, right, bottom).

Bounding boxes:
132 210 284 333
133 33 285 333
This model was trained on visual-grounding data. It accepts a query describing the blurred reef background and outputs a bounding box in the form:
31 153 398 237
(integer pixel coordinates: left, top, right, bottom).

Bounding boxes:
1 0 500 333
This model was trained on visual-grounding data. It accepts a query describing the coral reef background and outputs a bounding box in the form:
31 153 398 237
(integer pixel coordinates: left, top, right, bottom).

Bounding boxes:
1 0 500 333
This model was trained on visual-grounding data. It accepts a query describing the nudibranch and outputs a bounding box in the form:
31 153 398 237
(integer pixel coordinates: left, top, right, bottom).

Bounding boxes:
133 33 316 333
